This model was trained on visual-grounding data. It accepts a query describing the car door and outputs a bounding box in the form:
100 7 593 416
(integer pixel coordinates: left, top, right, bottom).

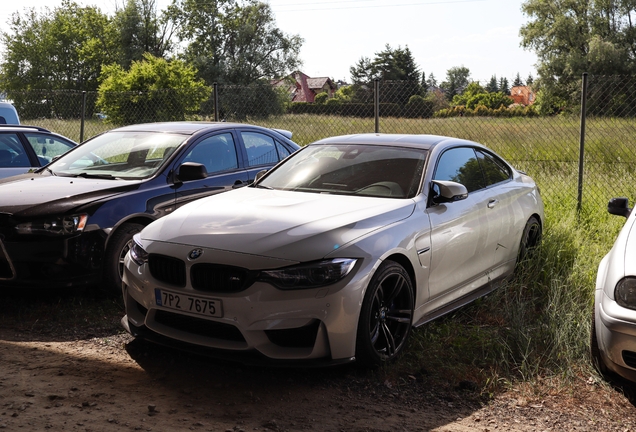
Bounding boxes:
237 129 295 181
425 146 498 302
173 131 250 208
21 132 76 166
474 148 517 274
0 132 32 179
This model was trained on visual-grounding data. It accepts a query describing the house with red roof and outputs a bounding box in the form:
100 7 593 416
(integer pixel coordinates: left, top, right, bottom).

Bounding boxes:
272 71 337 103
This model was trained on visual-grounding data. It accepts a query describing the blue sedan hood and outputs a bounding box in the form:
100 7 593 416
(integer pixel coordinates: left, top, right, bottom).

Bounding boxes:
142 187 416 262
0 173 140 217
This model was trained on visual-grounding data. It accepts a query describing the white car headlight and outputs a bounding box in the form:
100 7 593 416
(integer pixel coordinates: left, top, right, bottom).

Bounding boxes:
16 214 88 236
259 258 357 290
615 277 636 310
129 234 149 266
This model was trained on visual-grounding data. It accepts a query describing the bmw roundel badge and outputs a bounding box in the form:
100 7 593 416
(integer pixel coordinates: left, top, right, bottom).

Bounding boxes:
188 248 203 260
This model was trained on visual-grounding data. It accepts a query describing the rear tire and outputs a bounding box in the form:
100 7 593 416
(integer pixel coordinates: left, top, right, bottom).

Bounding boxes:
355 260 414 367
517 216 542 264
103 223 144 295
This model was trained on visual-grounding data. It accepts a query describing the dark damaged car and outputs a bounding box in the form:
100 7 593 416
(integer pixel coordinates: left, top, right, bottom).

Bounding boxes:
0 122 299 293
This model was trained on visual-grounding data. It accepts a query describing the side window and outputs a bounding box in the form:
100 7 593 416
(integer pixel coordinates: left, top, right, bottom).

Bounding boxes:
183 133 238 174
241 131 280 167
24 133 75 165
476 150 511 186
275 140 292 159
433 147 485 193
0 133 28 167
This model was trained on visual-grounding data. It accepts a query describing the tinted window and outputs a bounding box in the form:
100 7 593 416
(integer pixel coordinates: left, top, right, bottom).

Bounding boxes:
476 150 511 186
275 140 291 159
241 132 280 167
0 133 28 167
259 144 427 199
184 133 238 174
434 147 485 192
25 133 75 165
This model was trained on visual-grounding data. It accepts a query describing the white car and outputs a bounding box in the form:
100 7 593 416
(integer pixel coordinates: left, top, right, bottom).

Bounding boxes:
121 134 544 366
593 197 636 381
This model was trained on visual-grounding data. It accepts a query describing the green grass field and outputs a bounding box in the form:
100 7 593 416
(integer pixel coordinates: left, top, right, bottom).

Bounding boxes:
24 113 636 391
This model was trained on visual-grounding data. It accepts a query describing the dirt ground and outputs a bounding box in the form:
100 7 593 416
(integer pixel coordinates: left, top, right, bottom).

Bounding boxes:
2 302 636 432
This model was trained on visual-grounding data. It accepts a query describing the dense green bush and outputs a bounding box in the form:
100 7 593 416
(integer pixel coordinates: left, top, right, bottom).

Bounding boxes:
434 104 537 118
97 54 209 125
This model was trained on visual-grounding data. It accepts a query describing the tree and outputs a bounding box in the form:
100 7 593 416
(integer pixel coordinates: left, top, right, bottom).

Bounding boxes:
513 72 524 87
97 53 209 124
485 75 499 93
499 77 510 95
526 73 534 86
350 45 421 82
166 0 302 85
440 66 470 100
349 44 422 104
520 0 636 109
426 72 438 88
0 0 118 92
112 0 174 68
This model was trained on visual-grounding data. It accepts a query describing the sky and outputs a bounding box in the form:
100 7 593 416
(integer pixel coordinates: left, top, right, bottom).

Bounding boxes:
0 0 539 84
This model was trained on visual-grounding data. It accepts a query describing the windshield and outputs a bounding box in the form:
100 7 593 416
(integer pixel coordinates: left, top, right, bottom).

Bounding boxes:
48 131 186 179
258 144 427 198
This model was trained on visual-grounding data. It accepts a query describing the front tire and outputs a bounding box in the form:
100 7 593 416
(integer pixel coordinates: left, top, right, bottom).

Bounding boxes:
103 223 144 295
591 309 608 375
355 260 414 367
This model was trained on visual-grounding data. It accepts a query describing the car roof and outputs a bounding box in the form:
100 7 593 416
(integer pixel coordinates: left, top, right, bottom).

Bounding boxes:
310 133 481 151
0 124 51 133
111 121 289 137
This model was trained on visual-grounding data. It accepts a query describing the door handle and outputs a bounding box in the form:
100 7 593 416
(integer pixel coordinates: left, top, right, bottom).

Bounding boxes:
487 199 499 209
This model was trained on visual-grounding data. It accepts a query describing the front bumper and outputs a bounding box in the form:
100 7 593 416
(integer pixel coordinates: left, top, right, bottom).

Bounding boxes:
596 290 636 382
122 253 369 364
0 230 106 289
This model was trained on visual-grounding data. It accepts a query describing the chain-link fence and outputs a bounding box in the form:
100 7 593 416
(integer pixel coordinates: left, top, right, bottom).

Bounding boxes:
5 75 636 214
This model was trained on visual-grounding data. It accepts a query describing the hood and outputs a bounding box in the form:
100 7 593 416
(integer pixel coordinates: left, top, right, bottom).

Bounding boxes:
142 187 415 262
0 173 140 218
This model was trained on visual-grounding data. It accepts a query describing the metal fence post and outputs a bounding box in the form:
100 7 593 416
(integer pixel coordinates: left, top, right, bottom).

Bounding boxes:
577 73 588 212
80 91 87 143
374 78 380 133
213 83 219 122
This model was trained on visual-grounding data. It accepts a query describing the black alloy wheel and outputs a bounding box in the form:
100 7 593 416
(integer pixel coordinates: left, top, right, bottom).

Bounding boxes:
517 215 542 264
356 260 414 367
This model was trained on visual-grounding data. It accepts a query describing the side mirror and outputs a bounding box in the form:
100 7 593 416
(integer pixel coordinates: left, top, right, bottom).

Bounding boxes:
177 162 207 182
254 169 268 183
431 180 468 204
608 197 632 218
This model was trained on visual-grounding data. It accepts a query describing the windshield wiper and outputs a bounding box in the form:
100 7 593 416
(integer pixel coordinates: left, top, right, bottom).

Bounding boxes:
253 183 273 189
74 172 118 180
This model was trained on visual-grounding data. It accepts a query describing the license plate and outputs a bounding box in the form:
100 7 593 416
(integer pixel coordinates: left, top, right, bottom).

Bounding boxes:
155 288 223 318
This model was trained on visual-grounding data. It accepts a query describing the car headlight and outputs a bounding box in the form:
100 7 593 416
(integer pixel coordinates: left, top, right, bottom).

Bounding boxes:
615 277 636 310
129 234 149 266
16 214 88 236
258 258 357 290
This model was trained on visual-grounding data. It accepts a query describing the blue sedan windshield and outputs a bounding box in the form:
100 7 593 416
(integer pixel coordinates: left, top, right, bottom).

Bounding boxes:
48 132 186 179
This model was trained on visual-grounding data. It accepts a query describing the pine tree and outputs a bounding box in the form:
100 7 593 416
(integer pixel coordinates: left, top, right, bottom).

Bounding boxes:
485 75 499 93
526 73 534 85
499 77 510 95
513 72 524 87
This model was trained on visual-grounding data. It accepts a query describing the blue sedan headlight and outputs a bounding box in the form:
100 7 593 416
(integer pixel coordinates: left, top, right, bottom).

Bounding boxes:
259 258 357 290
129 234 149 266
16 214 88 236
615 277 636 310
